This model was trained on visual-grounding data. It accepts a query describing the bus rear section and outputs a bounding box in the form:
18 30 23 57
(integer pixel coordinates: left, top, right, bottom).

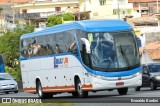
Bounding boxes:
0 54 5 73
20 19 142 98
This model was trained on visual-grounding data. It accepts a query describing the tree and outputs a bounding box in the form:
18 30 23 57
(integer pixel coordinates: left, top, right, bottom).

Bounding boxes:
0 25 34 67
0 25 34 80
47 13 74 27
0 7 3 13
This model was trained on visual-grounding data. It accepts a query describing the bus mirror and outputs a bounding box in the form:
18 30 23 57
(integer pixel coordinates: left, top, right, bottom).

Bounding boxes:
81 38 91 53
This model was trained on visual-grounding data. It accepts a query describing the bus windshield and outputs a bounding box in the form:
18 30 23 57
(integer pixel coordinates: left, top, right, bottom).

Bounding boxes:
89 31 140 71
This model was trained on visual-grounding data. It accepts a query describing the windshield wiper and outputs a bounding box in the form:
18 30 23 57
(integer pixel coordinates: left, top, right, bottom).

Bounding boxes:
119 44 130 67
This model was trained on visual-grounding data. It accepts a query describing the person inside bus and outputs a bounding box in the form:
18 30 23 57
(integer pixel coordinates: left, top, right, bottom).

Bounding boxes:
68 41 77 54
46 44 53 55
28 43 33 57
22 49 28 57
55 44 61 54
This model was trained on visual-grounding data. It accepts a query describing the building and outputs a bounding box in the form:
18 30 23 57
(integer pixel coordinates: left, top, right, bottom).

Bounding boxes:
79 0 133 20
0 0 30 4
128 0 160 16
10 0 79 28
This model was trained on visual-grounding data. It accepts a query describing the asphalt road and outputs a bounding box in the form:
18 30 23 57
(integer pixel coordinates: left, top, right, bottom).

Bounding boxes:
0 87 160 106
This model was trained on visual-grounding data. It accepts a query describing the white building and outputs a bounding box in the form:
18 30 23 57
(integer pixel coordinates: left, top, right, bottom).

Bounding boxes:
12 1 79 27
79 0 133 20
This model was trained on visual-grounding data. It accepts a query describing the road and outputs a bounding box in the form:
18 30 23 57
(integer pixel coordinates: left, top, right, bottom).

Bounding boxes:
0 87 160 106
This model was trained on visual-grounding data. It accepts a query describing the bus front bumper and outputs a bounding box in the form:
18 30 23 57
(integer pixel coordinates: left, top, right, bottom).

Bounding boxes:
91 72 142 91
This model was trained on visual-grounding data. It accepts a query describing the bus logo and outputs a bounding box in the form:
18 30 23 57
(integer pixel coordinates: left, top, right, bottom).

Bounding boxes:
54 57 68 68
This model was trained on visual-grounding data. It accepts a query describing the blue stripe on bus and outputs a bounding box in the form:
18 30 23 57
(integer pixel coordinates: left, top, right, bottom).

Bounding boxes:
20 53 82 61
20 54 141 77
83 65 141 77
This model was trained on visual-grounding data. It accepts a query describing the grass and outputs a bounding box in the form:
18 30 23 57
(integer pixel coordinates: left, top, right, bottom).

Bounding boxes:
0 103 76 106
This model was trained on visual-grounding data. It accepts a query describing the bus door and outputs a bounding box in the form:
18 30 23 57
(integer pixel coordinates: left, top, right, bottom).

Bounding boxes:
0 54 5 73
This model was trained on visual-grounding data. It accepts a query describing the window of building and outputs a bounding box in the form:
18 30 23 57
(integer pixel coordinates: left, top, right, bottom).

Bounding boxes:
55 7 61 12
22 9 27 13
99 0 106 6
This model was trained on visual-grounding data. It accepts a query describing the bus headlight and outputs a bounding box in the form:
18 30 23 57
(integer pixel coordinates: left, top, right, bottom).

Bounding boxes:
155 76 160 80
133 72 141 77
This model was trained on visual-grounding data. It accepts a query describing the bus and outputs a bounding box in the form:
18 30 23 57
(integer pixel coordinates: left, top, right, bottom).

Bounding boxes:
20 20 142 98
0 54 5 73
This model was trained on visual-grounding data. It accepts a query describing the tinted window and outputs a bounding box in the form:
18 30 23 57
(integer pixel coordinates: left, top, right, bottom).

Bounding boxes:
148 64 160 72
76 30 87 51
65 30 75 53
21 39 30 58
46 34 56 55
36 36 47 56
20 30 75 57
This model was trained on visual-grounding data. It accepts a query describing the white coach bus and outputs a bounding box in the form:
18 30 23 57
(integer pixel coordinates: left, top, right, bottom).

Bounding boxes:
20 20 142 98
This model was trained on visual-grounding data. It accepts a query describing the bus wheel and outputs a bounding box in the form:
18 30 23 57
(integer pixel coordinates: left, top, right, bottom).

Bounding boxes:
37 81 53 99
117 87 128 95
72 92 78 97
135 87 141 91
76 79 88 98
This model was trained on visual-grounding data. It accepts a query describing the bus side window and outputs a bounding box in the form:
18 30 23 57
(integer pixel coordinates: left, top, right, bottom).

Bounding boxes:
38 45 46 56
36 36 47 56
46 44 53 55
21 39 30 58
46 34 55 55
55 44 61 54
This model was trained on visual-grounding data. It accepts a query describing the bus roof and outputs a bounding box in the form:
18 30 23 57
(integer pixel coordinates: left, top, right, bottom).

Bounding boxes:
21 19 132 39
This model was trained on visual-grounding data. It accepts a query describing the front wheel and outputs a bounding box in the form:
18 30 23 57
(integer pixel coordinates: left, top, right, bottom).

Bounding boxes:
72 92 78 97
5 92 9 94
117 87 128 95
37 81 53 99
76 79 88 98
135 87 141 91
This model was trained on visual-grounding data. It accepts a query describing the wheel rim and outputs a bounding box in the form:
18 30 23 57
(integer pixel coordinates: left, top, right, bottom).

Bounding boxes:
38 83 42 97
77 82 82 96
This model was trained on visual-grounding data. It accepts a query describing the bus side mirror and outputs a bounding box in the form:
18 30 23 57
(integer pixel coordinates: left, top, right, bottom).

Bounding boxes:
81 38 91 53
137 38 141 48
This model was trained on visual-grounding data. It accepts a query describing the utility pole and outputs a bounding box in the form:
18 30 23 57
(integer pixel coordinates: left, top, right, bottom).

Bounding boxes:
118 2 120 19
139 0 141 16
10 0 15 24
13 6 15 24
157 0 159 13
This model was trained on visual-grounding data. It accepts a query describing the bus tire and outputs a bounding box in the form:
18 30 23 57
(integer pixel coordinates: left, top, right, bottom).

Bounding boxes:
117 87 128 95
5 91 9 94
135 87 141 91
36 81 53 99
72 92 78 97
76 78 88 98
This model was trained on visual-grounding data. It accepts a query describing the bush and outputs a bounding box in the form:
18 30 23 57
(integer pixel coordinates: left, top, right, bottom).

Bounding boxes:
5 65 21 81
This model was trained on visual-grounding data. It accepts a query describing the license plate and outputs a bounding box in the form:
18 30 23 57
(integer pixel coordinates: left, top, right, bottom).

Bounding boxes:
116 82 124 86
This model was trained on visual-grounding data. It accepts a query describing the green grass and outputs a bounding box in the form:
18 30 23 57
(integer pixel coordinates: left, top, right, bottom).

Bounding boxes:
0 103 76 106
